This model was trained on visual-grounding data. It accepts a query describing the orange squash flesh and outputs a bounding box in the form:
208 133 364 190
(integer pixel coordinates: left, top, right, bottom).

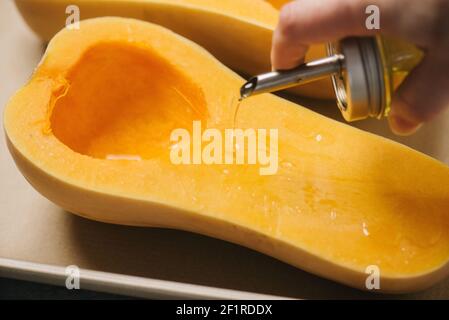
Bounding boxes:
266 0 291 9
4 17 449 293
50 43 208 159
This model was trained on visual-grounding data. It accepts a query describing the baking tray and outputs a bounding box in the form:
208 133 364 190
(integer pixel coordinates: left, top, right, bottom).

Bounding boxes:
2 0 449 299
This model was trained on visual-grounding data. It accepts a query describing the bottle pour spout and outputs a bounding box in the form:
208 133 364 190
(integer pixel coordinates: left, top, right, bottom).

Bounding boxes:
239 54 345 100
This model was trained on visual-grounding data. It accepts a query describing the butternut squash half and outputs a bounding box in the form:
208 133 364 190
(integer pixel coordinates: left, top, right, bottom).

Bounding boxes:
4 17 449 293
265 0 291 9
14 0 333 99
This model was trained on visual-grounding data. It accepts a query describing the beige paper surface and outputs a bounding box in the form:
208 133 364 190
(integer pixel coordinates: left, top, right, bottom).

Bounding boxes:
1 0 449 299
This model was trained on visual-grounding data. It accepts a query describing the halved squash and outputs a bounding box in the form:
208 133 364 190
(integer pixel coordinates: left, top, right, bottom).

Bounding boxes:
4 17 449 293
265 0 291 9
14 0 334 99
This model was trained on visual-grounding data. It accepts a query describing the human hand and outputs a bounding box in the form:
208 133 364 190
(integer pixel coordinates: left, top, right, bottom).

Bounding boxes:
271 0 449 135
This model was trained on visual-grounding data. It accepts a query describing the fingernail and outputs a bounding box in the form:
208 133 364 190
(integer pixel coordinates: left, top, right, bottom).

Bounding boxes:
388 114 422 136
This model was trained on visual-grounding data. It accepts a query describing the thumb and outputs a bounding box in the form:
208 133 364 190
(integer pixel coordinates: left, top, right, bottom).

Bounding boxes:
271 0 375 70
388 53 449 136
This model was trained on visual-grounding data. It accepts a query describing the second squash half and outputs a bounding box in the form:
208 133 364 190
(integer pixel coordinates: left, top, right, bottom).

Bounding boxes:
14 0 334 99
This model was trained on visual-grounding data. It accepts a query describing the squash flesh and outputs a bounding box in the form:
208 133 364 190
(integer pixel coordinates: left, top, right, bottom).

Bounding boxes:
265 0 291 9
50 43 207 159
4 17 449 292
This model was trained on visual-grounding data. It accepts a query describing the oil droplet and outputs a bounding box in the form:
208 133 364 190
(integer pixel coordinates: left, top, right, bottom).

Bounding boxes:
223 169 229 175
281 161 294 168
237 186 242 191
315 134 323 142
330 210 337 220
362 222 370 236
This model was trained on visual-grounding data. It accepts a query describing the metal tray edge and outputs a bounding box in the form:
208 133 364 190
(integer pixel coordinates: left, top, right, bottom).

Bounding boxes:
0 257 292 300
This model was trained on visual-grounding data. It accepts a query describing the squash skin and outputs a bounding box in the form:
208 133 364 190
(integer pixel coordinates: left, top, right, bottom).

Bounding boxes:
14 0 334 99
4 17 449 292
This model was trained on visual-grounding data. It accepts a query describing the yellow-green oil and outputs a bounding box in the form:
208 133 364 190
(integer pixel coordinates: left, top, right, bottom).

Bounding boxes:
377 36 424 116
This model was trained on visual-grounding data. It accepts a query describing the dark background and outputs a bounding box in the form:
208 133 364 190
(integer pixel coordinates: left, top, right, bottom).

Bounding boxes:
0 277 131 300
